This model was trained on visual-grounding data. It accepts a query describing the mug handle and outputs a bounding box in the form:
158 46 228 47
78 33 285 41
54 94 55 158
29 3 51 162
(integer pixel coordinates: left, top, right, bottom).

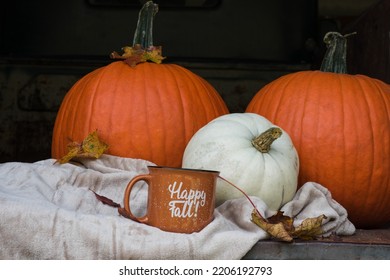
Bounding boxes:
123 174 151 224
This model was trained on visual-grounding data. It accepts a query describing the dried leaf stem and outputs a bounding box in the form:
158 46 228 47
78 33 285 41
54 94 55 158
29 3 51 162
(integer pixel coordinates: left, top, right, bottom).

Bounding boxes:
219 175 326 242
218 175 263 218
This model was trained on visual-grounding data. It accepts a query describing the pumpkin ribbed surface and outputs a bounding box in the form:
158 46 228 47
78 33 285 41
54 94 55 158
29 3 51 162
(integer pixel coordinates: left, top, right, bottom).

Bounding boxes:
52 61 229 167
182 113 299 210
246 70 390 228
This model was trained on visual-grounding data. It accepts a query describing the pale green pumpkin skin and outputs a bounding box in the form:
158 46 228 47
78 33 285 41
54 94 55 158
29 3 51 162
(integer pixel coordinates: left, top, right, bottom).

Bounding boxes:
182 113 299 210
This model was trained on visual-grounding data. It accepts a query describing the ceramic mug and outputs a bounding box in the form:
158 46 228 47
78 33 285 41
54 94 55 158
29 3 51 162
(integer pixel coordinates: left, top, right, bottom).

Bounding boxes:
122 166 219 233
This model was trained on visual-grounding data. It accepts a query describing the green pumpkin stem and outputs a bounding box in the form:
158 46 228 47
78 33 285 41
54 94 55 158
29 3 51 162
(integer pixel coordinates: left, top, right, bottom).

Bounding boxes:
110 1 165 66
251 127 282 153
132 1 158 49
320 31 357 74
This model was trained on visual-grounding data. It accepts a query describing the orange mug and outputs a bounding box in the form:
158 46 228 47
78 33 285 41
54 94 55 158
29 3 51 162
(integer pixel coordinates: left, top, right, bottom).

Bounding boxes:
123 166 219 233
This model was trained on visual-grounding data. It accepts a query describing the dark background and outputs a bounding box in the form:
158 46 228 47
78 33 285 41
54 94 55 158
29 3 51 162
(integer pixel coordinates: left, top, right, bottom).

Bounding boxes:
0 0 387 162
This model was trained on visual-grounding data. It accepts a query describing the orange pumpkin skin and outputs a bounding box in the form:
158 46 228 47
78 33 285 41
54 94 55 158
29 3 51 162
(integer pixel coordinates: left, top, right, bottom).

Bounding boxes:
246 70 390 228
52 61 229 167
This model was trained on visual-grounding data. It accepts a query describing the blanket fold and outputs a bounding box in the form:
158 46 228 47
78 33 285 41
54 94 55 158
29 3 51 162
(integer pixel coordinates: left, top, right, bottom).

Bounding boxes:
0 155 355 259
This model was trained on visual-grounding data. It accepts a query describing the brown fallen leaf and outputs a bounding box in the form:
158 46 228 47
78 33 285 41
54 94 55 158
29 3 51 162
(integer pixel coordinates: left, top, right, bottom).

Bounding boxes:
55 130 108 164
91 191 132 219
56 142 81 164
266 210 294 233
91 190 121 208
252 210 326 242
291 214 327 240
214 175 327 242
251 210 293 242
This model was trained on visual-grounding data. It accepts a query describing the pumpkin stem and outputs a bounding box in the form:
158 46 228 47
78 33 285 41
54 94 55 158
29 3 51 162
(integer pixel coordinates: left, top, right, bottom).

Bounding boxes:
132 1 158 49
320 31 357 74
251 127 282 153
110 1 165 66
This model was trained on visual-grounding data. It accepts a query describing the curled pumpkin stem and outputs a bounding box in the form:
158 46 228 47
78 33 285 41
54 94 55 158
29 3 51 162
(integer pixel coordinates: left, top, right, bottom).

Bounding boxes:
251 127 282 153
320 31 357 74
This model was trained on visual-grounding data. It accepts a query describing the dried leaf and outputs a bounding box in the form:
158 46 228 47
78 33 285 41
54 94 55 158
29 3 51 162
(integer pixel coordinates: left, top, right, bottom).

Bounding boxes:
80 130 109 158
56 130 108 164
92 190 121 208
143 46 164 64
218 175 327 242
56 143 81 164
251 209 326 242
291 214 326 240
110 44 165 67
267 211 294 233
251 210 293 242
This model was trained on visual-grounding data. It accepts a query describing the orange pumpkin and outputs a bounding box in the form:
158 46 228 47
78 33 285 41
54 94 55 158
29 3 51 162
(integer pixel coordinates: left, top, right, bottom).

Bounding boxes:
51 2 228 167
246 32 390 228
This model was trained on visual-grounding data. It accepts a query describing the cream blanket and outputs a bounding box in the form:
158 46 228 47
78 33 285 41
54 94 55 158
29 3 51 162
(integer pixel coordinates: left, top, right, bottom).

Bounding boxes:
0 155 355 259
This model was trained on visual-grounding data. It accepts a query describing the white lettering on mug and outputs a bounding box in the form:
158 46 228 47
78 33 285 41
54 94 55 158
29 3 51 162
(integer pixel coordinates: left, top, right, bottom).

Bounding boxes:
167 181 206 218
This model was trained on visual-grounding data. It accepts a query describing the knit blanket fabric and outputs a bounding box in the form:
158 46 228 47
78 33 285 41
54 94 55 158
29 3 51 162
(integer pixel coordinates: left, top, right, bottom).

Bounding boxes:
0 155 355 259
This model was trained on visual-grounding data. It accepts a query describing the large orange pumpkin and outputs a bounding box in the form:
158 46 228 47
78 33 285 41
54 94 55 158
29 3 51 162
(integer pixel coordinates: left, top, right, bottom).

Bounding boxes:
52 2 228 167
246 32 390 228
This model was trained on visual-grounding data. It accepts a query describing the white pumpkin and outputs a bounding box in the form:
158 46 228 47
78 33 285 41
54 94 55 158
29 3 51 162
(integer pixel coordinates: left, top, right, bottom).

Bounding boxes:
182 113 299 210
